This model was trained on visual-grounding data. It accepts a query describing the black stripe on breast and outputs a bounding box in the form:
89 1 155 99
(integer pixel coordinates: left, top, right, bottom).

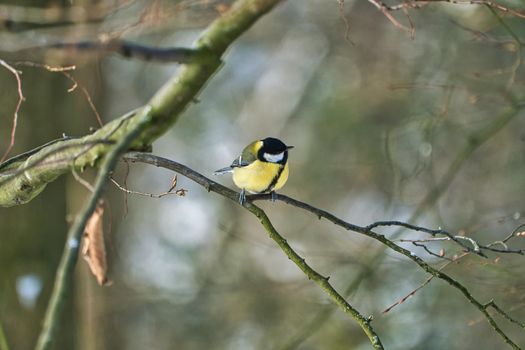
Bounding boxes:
262 164 285 193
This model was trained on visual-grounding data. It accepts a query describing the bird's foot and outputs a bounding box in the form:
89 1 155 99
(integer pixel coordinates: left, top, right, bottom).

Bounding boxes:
270 191 277 202
239 189 246 205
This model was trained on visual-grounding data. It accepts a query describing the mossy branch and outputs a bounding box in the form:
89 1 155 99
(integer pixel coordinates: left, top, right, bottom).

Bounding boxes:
0 0 285 208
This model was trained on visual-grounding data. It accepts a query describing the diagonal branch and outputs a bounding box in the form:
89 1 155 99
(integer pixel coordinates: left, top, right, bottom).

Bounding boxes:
124 152 523 350
123 152 384 348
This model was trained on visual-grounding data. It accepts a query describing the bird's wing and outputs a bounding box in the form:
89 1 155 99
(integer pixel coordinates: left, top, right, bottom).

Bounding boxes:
213 153 252 175
213 141 260 175
230 155 250 168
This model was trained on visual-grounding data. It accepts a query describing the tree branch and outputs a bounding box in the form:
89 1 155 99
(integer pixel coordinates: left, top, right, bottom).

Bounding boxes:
0 0 285 208
123 152 384 349
124 152 523 349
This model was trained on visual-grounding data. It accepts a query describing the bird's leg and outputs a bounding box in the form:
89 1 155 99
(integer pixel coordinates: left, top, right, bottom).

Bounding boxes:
270 191 277 202
239 188 246 205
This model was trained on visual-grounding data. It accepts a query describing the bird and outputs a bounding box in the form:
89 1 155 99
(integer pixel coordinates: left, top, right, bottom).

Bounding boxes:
214 137 293 204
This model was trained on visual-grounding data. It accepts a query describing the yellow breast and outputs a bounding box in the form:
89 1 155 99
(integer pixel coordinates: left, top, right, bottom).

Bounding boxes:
232 160 289 193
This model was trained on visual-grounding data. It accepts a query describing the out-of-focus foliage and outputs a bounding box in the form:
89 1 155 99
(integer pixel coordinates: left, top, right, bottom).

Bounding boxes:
1 0 525 349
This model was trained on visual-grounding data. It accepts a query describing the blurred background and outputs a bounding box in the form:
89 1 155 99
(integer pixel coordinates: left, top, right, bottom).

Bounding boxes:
1 0 525 349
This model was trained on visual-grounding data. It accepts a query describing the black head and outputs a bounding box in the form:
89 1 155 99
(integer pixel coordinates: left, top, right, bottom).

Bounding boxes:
257 137 293 163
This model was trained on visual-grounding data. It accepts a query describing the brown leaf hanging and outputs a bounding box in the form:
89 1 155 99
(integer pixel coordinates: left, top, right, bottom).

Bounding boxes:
82 201 110 286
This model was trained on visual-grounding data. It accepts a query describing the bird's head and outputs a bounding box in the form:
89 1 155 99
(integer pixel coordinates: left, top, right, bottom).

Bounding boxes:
257 137 293 164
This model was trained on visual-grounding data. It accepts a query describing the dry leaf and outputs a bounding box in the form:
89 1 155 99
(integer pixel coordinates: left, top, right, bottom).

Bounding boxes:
82 201 110 286
168 174 178 193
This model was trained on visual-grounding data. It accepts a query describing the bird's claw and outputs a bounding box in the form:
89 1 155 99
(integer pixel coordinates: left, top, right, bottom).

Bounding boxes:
239 189 246 205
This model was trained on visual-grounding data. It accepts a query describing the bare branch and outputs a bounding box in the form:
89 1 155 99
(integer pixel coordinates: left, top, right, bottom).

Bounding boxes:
110 176 187 198
125 152 523 349
123 152 384 349
382 253 468 313
366 220 486 256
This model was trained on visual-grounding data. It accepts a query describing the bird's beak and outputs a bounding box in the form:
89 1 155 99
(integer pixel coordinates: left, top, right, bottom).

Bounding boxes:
287 146 294 150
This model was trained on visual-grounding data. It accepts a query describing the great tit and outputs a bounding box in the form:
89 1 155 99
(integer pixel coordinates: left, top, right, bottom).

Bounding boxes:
214 137 293 204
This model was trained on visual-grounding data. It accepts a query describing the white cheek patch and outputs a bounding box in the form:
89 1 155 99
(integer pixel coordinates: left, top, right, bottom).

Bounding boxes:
263 152 284 163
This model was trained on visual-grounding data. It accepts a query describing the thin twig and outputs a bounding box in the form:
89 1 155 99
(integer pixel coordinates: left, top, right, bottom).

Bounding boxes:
366 0 413 33
382 252 468 313
412 241 454 261
366 220 486 256
0 59 25 163
336 0 354 45
110 176 187 198
13 62 103 126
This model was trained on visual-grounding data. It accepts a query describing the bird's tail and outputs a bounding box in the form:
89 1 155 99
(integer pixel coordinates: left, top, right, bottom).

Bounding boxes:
213 167 233 175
